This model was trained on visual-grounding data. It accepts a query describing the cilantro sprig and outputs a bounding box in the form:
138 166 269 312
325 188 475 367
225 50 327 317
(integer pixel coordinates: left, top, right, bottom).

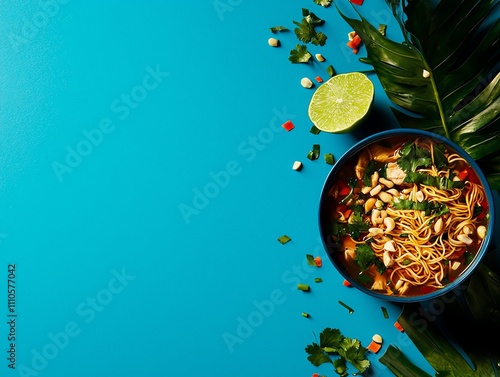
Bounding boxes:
305 328 370 377
293 8 327 46
289 44 312 64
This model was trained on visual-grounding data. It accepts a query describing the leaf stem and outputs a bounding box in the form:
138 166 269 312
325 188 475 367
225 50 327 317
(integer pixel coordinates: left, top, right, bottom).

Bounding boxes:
426 62 450 139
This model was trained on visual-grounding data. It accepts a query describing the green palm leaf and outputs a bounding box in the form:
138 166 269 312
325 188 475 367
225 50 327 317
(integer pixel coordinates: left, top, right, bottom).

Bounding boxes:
335 0 500 188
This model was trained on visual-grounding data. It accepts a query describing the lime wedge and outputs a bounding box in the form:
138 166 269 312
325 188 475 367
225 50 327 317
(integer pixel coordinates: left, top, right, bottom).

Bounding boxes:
308 72 374 133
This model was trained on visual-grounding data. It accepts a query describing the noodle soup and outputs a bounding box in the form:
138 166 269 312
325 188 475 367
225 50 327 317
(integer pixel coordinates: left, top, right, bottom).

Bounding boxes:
320 132 491 299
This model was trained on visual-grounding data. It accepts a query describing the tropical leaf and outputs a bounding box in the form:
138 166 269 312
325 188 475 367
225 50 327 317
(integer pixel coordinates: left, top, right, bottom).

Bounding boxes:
335 0 500 189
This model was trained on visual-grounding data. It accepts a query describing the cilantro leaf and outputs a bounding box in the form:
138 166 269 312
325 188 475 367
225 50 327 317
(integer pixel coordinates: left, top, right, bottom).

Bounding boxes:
333 357 348 377
293 9 327 46
345 345 370 373
433 143 448 169
306 254 317 266
288 44 312 63
270 25 288 33
306 328 370 376
305 343 333 366
312 31 327 46
354 244 375 271
320 328 344 351
313 0 333 7
302 8 324 24
293 18 315 43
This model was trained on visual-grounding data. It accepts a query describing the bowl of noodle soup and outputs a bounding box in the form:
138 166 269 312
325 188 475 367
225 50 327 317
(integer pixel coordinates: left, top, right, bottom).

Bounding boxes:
319 129 494 302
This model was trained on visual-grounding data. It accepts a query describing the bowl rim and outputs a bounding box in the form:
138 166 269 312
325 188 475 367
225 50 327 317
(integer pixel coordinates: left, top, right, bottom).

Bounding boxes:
318 128 496 303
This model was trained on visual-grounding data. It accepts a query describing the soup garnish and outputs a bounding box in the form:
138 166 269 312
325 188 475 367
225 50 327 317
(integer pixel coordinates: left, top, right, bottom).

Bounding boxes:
325 137 489 297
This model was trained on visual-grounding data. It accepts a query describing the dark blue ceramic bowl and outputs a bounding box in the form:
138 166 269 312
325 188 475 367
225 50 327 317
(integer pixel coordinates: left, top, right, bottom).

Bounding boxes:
319 129 495 302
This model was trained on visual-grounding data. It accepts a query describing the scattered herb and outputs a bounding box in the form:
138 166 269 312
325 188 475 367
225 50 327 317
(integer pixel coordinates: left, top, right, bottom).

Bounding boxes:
298 283 311 291
310 125 321 134
306 254 317 266
305 328 370 376
277 235 291 244
289 44 312 64
293 8 327 46
326 65 336 77
381 306 389 319
270 25 289 33
338 300 354 314
377 24 387 36
302 312 311 318
307 144 321 160
324 153 335 165
313 0 332 7
315 277 323 283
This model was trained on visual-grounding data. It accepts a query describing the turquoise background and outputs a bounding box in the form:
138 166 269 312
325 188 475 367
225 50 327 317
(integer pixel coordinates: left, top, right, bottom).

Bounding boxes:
0 1 495 376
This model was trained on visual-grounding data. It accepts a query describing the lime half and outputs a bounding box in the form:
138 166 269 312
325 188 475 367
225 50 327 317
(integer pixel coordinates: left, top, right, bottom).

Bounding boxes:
308 72 374 133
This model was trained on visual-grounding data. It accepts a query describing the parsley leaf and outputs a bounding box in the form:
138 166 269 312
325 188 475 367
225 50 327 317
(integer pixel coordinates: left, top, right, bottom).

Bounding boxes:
314 0 333 7
288 44 312 63
333 357 348 377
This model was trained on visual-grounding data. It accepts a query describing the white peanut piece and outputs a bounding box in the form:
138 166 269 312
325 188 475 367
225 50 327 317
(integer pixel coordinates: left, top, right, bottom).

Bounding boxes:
434 217 443 233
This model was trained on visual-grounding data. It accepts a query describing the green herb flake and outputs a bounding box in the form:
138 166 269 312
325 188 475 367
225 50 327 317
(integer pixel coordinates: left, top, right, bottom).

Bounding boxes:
324 153 335 165
307 144 321 160
302 312 310 318
306 254 317 266
313 0 332 7
288 44 312 64
298 283 310 291
338 300 354 314
309 125 321 134
326 64 336 77
378 24 387 36
305 328 370 375
293 8 327 46
270 25 289 33
315 277 323 283
381 306 389 319
277 235 291 244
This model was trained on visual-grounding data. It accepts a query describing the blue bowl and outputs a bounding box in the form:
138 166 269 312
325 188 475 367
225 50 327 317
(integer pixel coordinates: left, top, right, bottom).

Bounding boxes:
319 129 495 302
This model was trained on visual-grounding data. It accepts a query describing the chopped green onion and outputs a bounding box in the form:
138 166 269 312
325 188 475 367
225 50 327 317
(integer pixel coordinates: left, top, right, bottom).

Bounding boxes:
307 144 321 160
315 277 323 283
309 125 321 134
381 306 389 319
326 64 336 77
338 300 354 314
324 153 335 165
277 235 291 244
302 312 310 318
298 283 310 291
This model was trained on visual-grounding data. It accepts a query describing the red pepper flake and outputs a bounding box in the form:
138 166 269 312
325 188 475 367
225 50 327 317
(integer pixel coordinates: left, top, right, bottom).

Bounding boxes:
347 35 362 49
315 76 323 83
281 120 295 132
314 256 322 267
367 340 382 353
312 373 319 377
343 279 352 287
349 0 364 5
394 321 404 332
